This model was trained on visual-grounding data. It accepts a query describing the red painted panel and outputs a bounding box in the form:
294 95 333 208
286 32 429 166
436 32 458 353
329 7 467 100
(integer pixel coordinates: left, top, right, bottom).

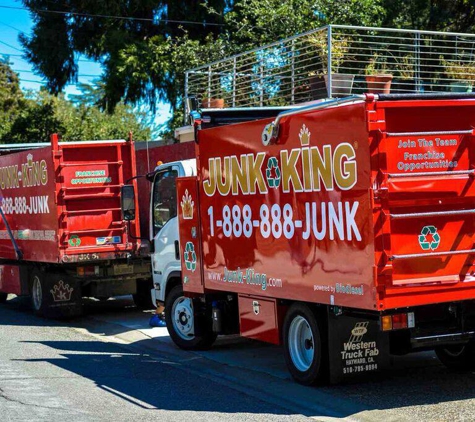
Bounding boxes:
58 141 139 256
238 295 280 345
372 97 475 309
0 265 21 295
196 101 377 310
0 146 59 262
187 96 475 312
177 177 204 294
0 139 141 265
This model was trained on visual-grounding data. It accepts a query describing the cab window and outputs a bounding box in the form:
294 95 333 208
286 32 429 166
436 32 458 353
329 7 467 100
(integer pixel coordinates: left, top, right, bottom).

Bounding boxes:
152 169 178 236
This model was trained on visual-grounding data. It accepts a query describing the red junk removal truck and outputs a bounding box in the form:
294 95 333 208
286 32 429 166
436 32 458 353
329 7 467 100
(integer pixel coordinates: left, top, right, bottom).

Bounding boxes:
168 94 475 384
0 134 151 317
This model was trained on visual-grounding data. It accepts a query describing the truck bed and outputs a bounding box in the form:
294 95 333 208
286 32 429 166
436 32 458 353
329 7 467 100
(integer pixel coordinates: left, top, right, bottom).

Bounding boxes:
181 94 475 311
0 136 140 264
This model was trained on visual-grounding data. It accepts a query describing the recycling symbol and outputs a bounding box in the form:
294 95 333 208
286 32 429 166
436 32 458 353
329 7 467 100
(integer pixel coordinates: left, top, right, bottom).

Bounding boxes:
184 241 197 272
418 226 440 251
266 157 281 188
69 235 81 247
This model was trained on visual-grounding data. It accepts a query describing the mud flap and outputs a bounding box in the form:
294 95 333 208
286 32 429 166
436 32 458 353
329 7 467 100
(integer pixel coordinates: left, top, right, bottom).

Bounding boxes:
43 274 82 318
327 310 389 384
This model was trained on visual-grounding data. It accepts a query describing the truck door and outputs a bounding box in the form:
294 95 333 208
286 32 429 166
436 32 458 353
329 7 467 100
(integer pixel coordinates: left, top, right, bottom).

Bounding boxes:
151 166 180 301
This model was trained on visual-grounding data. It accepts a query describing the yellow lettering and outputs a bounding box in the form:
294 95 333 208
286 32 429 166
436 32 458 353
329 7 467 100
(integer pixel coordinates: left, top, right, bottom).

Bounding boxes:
281 149 303 193
311 145 333 191
248 153 267 194
216 157 232 196
301 147 312 192
203 158 216 196
231 155 248 195
333 143 357 190
40 161 48 185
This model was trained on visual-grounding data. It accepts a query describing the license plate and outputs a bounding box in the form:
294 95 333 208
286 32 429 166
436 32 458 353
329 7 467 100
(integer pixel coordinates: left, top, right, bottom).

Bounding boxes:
113 264 134 275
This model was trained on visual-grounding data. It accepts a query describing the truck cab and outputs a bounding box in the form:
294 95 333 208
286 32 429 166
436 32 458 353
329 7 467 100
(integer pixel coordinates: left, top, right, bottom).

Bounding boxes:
149 159 196 307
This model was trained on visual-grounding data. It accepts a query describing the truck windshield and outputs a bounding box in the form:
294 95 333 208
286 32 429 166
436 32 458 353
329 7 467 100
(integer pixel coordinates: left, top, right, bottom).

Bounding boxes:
152 169 178 236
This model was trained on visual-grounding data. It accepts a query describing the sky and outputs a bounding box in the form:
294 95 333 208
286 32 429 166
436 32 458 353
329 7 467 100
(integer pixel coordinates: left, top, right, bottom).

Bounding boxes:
0 0 171 133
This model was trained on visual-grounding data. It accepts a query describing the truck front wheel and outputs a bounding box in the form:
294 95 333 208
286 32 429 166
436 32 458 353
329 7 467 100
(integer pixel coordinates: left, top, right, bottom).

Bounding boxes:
435 342 475 370
283 303 328 385
165 285 216 350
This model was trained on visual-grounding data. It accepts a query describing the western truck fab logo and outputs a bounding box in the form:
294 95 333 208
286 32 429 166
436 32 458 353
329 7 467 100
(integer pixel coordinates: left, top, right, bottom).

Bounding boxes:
0 153 48 190
341 322 379 365
202 124 357 196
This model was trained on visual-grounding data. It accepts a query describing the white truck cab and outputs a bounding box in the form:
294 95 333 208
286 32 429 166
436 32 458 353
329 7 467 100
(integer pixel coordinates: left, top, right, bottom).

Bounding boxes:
150 159 196 306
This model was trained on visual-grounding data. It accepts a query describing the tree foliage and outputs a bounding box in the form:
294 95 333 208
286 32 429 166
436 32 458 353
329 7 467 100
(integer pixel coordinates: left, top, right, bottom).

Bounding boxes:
382 0 475 32
19 0 475 134
20 0 227 113
221 0 385 50
0 61 151 144
0 59 27 139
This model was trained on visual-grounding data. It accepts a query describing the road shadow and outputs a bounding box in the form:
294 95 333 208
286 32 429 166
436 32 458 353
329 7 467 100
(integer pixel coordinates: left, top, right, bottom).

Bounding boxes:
15 339 306 417
4 295 475 420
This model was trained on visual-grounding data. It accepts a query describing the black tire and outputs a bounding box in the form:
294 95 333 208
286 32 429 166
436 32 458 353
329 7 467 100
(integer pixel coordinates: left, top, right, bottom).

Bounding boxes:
133 278 154 309
435 342 475 371
30 270 47 316
0 292 7 303
165 285 216 350
283 303 328 385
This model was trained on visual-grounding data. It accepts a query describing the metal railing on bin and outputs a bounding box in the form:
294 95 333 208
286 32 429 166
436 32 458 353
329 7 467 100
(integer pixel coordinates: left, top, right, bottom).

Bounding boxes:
185 25 475 110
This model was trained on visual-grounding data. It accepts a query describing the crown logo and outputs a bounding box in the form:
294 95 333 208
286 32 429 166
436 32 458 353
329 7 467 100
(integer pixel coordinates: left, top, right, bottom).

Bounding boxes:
299 124 311 146
181 189 194 220
50 280 74 302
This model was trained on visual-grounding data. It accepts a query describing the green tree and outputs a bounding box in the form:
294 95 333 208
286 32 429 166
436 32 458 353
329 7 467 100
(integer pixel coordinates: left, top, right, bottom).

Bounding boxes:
21 0 386 134
1 86 151 144
0 59 26 139
20 0 227 113
382 0 475 32
221 0 385 50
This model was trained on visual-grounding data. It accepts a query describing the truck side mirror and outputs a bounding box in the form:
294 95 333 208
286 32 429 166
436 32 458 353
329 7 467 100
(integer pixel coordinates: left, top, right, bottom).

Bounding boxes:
121 184 136 221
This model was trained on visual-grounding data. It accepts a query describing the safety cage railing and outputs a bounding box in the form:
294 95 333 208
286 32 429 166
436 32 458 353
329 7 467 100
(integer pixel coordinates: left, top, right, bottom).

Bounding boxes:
185 25 475 110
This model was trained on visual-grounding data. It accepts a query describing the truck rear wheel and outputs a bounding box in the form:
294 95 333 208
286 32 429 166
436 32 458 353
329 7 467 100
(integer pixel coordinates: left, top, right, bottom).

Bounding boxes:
0 292 7 303
165 285 216 350
31 271 47 315
435 342 475 370
283 303 327 385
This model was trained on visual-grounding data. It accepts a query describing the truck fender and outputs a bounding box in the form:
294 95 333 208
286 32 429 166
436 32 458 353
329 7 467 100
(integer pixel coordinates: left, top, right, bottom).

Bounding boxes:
165 271 182 300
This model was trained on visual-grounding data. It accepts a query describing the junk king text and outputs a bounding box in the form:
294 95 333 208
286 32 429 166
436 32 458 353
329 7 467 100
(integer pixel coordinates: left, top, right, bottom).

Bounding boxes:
202 143 357 196
0 157 48 190
203 142 362 242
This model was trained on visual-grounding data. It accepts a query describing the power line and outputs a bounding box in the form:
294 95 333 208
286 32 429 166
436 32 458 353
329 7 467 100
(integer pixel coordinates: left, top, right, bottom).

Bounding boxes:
12 68 100 78
19 78 99 87
0 21 26 34
0 4 224 26
0 39 22 52
0 51 101 64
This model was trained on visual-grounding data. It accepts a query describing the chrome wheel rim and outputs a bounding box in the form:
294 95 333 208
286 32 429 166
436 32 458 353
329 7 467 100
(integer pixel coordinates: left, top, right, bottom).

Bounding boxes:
32 276 42 311
288 315 315 372
172 296 195 341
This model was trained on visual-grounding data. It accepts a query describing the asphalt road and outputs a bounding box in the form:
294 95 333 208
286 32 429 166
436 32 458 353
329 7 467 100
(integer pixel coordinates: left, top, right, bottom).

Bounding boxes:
1 295 475 422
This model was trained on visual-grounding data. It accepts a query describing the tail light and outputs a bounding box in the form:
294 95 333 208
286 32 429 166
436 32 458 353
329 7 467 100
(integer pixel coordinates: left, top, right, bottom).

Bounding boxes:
381 312 415 331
